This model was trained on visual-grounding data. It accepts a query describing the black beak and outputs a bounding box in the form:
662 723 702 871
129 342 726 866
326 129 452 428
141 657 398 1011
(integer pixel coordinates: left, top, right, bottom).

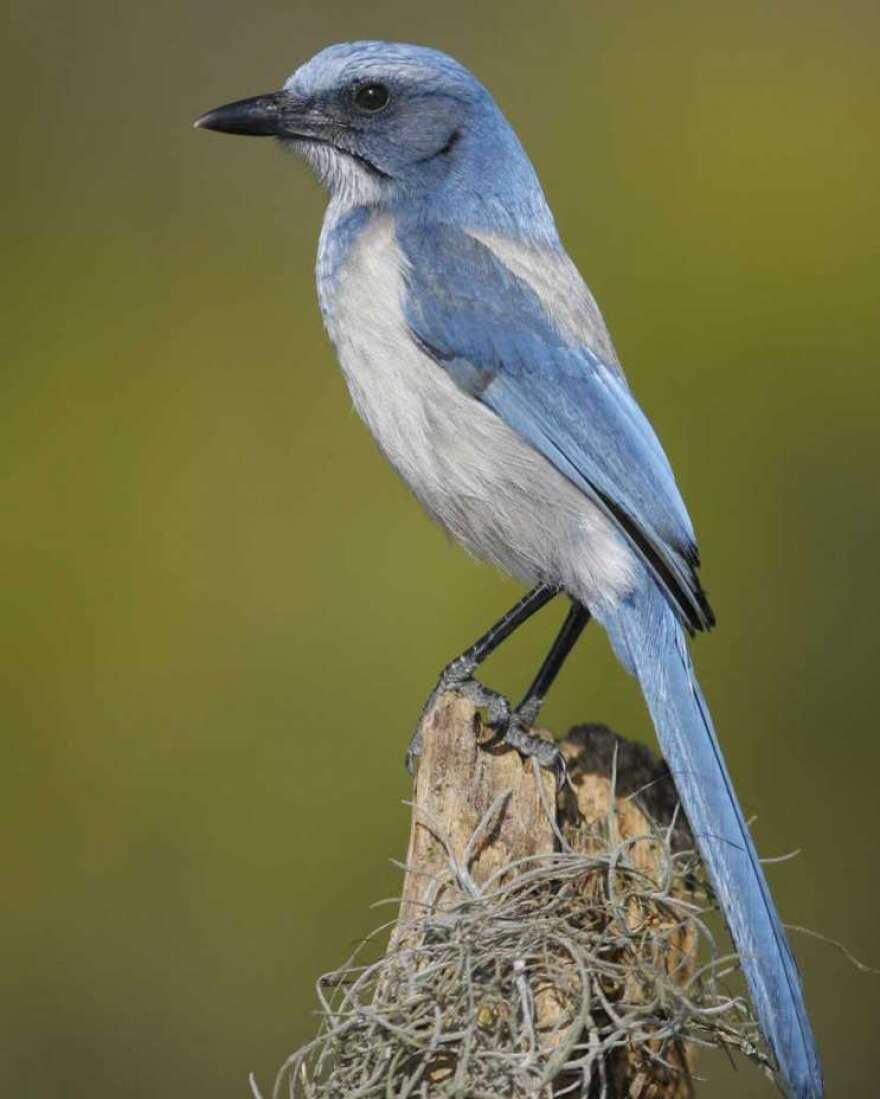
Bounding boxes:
194 93 284 137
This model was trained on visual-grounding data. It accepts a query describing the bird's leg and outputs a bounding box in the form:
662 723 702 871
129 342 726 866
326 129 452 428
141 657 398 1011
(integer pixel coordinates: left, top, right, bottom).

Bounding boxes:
488 601 591 783
406 584 557 771
514 601 591 726
438 583 558 689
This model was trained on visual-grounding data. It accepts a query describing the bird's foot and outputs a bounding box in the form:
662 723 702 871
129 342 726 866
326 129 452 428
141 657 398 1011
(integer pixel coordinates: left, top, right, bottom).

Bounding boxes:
488 710 568 790
405 656 485 773
406 665 566 789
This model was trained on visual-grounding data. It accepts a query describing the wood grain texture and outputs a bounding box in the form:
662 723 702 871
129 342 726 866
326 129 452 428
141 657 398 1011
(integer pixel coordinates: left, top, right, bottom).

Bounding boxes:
395 692 556 935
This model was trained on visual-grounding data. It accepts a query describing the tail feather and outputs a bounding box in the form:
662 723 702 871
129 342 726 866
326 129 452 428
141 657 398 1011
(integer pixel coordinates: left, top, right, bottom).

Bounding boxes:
597 584 822 1099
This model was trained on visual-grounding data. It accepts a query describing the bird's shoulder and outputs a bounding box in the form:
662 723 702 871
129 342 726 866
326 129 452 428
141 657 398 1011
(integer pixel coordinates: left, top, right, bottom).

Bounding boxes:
394 218 622 375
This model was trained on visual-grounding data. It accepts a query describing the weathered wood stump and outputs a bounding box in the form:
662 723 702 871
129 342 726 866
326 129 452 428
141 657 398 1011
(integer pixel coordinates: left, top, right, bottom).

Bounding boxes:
395 692 698 1098
276 692 769 1099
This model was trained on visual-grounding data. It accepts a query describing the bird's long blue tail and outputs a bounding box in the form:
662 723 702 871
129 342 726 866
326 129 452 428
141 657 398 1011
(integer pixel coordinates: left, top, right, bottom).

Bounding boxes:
596 583 822 1099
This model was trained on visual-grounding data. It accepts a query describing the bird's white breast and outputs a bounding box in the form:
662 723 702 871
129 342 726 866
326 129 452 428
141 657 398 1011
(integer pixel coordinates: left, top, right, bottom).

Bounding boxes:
320 212 635 608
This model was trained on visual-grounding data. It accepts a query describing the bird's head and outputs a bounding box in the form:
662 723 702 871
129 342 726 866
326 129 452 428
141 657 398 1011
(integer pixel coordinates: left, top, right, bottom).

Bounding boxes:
195 41 548 220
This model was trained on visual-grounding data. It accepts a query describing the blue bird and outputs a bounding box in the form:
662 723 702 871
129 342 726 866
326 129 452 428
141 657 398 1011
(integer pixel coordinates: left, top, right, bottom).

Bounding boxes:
195 41 822 1098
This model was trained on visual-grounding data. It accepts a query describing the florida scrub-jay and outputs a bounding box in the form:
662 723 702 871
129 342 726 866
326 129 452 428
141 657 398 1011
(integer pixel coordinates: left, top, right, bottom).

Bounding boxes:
195 41 822 1099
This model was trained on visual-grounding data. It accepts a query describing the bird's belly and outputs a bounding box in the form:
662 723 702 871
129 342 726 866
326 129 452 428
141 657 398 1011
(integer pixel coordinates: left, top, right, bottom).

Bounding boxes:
335 326 635 607
323 214 635 608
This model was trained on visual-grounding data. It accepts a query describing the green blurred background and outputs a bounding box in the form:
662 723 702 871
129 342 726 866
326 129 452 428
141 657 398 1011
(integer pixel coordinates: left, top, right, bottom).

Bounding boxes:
3 1 878 1094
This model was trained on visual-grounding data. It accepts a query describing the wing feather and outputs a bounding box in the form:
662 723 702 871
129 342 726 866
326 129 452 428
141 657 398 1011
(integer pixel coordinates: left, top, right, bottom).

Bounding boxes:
397 222 714 632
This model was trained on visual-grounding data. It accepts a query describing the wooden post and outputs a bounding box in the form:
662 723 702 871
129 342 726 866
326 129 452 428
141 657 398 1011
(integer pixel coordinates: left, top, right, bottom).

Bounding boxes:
278 692 768 1099
396 692 697 1098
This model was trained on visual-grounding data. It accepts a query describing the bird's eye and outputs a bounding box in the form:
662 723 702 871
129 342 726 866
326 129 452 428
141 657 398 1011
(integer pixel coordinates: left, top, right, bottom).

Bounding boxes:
354 82 390 112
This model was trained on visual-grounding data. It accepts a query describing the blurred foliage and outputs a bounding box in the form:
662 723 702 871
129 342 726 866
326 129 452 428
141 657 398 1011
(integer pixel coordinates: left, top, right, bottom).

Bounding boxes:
2 1 878 1095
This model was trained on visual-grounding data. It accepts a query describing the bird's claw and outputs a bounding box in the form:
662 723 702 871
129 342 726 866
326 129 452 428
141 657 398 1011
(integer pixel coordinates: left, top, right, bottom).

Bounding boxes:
406 670 566 790
405 671 506 773
493 714 569 790
456 676 512 728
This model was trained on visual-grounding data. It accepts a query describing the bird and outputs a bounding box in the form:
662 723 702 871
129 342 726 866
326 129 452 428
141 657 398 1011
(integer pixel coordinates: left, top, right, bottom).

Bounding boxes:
194 41 822 1099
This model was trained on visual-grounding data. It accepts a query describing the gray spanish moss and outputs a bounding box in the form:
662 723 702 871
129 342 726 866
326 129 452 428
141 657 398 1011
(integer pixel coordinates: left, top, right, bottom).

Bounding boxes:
257 786 774 1098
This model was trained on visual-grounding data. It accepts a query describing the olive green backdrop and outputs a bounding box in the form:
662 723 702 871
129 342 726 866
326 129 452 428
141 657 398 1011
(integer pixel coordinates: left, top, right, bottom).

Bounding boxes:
3 1 878 1095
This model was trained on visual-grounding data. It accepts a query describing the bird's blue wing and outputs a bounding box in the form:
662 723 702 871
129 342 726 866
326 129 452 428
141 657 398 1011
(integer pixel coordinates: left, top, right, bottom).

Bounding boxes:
396 222 713 631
